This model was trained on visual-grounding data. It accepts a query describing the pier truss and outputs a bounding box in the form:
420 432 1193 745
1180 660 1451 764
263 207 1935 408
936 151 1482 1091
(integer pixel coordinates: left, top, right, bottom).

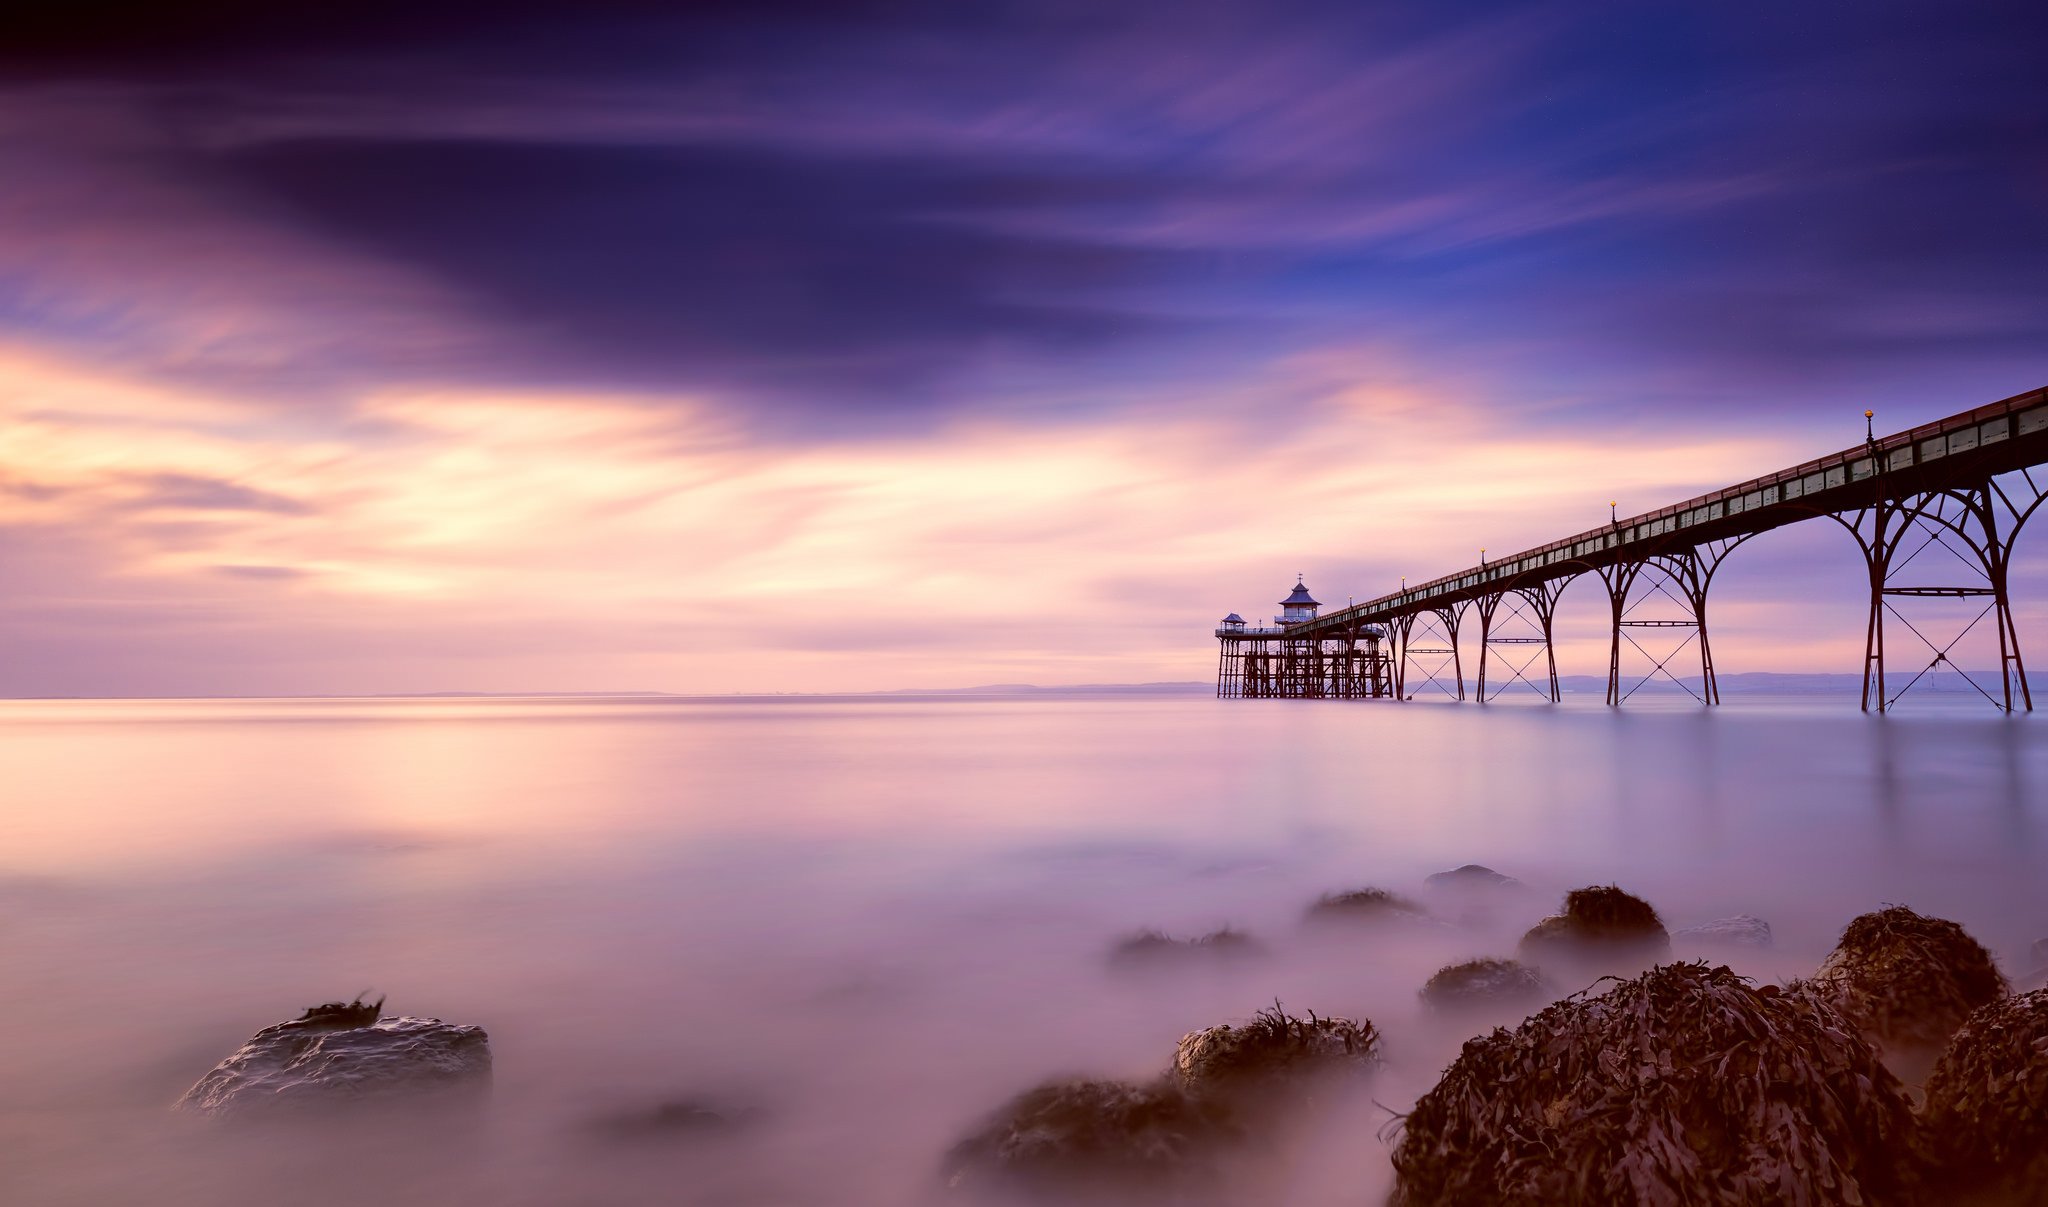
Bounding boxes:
1221 387 2048 712
1475 581 1565 702
1216 623 1391 699
1393 607 1465 701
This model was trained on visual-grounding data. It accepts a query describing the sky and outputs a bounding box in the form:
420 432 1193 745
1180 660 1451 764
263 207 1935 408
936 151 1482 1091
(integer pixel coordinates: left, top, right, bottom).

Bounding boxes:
2 0 2046 696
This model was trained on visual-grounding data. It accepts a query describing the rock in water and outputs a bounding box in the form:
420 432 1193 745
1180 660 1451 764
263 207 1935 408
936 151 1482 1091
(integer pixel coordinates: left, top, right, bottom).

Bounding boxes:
1171 1004 1380 1106
1303 887 1435 927
178 999 491 1117
942 1004 1378 1201
941 1077 1239 1202
1810 906 2007 1054
1920 987 2048 1204
1516 885 1671 976
1390 963 1922 1206
1418 958 1548 1013
1108 927 1265 969
1673 915 1773 949
1424 864 1521 890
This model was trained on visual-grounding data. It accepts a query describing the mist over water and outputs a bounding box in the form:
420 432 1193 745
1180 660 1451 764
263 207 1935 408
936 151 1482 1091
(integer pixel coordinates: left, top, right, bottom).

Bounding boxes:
1 695 2042 1205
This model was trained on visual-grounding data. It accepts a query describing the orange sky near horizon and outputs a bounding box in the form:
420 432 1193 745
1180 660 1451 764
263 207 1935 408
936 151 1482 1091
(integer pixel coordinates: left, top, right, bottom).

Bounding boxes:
8 339 2036 697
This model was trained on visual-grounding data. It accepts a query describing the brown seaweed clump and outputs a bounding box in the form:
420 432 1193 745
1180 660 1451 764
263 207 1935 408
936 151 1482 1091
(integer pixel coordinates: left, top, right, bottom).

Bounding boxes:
1918 987 2048 1204
1172 1004 1381 1106
297 996 385 1028
1389 962 1922 1207
1517 885 1670 975
942 1005 1378 1201
1811 906 2008 1054
1418 958 1548 1014
1108 927 1265 969
1304 887 1433 926
940 1077 1240 1203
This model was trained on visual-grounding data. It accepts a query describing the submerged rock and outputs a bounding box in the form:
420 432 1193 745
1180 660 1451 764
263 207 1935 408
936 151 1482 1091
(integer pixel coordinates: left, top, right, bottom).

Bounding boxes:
1171 1004 1380 1106
589 1096 761 1141
941 1077 1239 1202
1108 927 1265 969
1810 906 2007 1054
177 998 491 1118
1303 887 1435 927
1424 864 1521 890
1516 885 1671 975
1920 987 2048 1204
1390 963 1921 1206
1418 958 1548 1013
1673 915 1774 949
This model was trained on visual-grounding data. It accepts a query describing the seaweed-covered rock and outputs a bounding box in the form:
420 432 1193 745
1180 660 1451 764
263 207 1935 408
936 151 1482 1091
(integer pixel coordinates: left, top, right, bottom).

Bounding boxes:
1109 927 1264 969
1811 906 2007 1053
1304 887 1434 926
941 1077 1239 1202
1171 1004 1380 1105
1921 987 2048 1204
177 998 491 1117
1516 886 1670 974
1390 963 1922 1206
1424 864 1521 890
1673 915 1773 949
1418 958 1547 1013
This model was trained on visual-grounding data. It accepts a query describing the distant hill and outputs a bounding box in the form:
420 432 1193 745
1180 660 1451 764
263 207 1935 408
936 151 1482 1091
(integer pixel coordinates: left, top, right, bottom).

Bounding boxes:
1552 671 2041 696
874 681 1213 696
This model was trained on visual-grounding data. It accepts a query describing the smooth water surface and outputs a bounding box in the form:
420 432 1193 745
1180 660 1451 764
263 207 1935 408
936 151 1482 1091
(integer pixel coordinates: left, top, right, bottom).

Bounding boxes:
1 695 2043 1205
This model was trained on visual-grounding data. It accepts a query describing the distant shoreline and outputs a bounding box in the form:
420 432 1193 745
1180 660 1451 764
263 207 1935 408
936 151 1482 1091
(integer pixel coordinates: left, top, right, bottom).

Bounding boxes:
1 671 2039 702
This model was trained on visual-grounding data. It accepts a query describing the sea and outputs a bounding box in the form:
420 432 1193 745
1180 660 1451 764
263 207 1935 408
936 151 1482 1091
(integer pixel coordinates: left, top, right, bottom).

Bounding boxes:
1 693 2042 1205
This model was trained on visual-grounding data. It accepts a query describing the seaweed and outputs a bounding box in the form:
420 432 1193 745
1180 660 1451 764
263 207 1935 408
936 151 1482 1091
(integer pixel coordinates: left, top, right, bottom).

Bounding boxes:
1172 1002 1381 1103
942 1003 1379 1200
941 1077 1241 1201
293 996 385 1029
1109 927 1265 968
1517 885 1671 973
1304 887 1430 924
1810 905 2008 1053
1418 958 1548 1013
1389 962 1922 1206
1919 987 2048 1204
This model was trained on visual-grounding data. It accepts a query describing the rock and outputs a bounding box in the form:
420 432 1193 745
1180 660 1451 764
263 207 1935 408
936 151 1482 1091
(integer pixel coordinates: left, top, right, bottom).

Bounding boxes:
1516 885 1671 976
1424 864 1520 890
1809 906 2007 1055
941 1004 1379 1202
1390 963 1922 1206
1674 915 1773 949
1171 1004 1379 1106
1108 927 1265 969
589 1096 761 1141
177 998 491 1118
1920 987 2048 1204
1303 887 1436 927
1418 958 1548 1013
940 1077 1239 1202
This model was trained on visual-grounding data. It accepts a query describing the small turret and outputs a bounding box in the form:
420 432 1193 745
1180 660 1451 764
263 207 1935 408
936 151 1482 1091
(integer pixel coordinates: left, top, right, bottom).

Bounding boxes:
1279 576 1319 625
1219 613 1246 632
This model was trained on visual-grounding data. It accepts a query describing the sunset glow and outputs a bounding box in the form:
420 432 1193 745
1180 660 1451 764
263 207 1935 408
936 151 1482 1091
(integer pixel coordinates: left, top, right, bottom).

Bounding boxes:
3 4 2044 696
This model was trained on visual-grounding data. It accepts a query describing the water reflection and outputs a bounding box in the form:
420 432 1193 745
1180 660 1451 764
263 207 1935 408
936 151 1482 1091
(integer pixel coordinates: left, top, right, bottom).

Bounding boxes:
0 696 2041 1204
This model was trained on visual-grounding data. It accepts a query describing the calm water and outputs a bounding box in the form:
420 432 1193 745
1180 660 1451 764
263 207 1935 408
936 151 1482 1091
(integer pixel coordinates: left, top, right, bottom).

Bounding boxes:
2 695 2043 1205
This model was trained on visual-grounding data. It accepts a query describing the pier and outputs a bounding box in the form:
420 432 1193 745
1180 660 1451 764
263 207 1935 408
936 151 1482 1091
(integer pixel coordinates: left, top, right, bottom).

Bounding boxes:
1217 386 2048 712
